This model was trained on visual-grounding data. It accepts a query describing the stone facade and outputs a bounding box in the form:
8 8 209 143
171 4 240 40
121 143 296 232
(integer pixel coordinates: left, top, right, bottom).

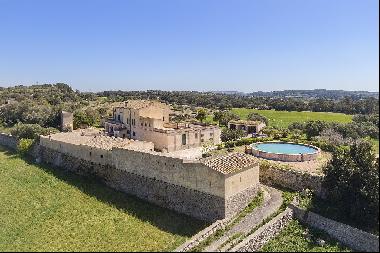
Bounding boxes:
104 100 221 152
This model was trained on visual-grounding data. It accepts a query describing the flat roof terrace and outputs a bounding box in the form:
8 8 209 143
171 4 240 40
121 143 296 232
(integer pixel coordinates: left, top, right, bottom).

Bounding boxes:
42 129 154 151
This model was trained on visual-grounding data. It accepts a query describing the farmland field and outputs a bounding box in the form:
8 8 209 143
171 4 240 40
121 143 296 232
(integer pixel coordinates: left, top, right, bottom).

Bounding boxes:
230 108 353 128
0 147 205 252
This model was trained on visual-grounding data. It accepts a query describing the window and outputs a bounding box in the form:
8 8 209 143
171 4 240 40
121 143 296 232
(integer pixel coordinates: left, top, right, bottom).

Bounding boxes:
163 117 165 121
127 130 130 134
182 134 186 145
210 132 214 136
127 118 129 124
195 133 198 138
145 122 147 127
141 122 143 126
209 138 214 141
149 123 151 127
117 115 120 121
201 134 204 137
201 139 204 143
133 131 136 137
100 155 103 158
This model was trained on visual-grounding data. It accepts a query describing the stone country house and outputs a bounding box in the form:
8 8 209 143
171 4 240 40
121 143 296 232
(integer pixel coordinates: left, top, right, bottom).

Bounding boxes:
104 100 221 152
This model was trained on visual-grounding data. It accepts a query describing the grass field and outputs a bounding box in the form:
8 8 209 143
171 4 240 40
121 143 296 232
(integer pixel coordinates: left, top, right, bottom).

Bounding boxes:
230 108 353 128
0 147 205 252
261 219 351 252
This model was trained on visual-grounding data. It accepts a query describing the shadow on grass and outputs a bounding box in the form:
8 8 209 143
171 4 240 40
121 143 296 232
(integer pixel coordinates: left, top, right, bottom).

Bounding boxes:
0 146 208 237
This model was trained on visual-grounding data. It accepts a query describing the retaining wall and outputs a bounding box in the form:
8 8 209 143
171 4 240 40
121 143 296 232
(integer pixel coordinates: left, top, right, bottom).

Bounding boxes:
259 164 324 197
231 207 294 252
293 206 379 252
0 133 18 150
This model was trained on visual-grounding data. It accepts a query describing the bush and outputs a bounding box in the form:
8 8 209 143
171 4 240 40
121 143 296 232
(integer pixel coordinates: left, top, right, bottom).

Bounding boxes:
10 123 59 140
17 138 35 155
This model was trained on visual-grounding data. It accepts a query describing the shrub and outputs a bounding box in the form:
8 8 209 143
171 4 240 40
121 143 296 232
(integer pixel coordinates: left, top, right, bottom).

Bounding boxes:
17 138 35 155
11 123 59 140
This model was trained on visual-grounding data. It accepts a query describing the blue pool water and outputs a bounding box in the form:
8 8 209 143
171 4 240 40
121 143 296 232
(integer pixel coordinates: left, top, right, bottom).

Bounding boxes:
253 142 318 154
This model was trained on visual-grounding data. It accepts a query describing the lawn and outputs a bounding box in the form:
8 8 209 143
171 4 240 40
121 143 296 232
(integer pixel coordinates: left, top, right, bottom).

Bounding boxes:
0 147 206 252
230 108 353 128
261 219 351 252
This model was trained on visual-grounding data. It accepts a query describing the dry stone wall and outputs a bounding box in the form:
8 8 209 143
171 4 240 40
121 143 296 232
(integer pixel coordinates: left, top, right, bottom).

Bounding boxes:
0 133 18 150
259 164 324 197
293 206 379 252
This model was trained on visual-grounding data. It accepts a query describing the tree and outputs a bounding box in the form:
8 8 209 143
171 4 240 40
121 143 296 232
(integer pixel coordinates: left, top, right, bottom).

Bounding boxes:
195 108 207 122
221 128 245 142
247 112 268 125
323 140 379 232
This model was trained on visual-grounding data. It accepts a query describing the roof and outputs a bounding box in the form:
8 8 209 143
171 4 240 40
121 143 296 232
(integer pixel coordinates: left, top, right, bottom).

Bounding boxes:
228 120 264 126
203 152 258 174
125 100 168 110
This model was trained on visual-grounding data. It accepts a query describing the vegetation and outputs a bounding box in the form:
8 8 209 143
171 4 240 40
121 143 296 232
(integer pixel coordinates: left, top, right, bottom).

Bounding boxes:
0 147 206 251
247 112 268 125
322 140 379 233
230 108 353 128
10 123 59 140
261 220 351 252
220 128 246 142
16 138 35 155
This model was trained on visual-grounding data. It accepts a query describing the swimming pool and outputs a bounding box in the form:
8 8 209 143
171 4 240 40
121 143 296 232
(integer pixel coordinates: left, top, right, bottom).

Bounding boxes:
250 142 320 162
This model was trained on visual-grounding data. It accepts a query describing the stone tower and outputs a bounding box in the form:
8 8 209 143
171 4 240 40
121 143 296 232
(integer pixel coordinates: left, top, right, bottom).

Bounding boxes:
61 111 74 132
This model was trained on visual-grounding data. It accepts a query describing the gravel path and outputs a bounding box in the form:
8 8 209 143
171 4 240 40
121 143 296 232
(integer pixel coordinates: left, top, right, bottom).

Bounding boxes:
203 186 283 252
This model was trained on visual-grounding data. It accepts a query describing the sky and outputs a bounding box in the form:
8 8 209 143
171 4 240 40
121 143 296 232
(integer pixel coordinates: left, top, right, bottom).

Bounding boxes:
0 0 378 92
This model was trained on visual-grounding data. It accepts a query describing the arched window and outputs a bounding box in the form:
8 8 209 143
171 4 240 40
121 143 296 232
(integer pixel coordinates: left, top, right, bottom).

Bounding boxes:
182 134 186 145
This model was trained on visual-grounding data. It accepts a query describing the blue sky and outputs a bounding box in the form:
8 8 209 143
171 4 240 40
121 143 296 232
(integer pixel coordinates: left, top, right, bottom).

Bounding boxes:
0 0 378 92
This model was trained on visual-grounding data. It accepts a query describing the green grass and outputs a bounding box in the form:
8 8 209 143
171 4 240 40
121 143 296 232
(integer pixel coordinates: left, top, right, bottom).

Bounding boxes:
0 147 206 252
260 219 351 252
230 108 353 128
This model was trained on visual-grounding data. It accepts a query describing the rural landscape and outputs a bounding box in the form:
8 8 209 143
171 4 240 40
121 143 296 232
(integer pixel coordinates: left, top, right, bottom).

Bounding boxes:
0 84 378 252
1 0 378 252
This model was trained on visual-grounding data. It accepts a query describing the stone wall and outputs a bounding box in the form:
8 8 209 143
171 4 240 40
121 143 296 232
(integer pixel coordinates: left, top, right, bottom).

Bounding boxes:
174 217 232 252
0 133 18 150
1 132 260 221
38 145 227 221
259 163 324 197
231 207 294 252
293 206 379 252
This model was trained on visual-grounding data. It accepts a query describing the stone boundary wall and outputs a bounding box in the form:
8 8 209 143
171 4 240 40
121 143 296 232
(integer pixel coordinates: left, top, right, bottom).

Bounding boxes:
174 217 232 252
38 145 227 221
231 207 294 252
292 206 379 252
0 133 18 150
259 164 324 197
0 133 260 221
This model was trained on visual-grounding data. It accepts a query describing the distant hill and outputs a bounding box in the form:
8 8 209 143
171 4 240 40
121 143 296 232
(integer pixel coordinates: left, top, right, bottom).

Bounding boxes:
247 89 379 99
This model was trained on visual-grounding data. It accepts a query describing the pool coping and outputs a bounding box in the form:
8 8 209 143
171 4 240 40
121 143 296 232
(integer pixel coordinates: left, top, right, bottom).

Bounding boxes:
249 141 321 162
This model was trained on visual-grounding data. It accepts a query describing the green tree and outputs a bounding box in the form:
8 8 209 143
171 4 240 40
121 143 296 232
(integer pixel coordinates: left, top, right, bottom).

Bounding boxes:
221 128 245 142
247 112 268 125
195 108 207 123
323 140 379 232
